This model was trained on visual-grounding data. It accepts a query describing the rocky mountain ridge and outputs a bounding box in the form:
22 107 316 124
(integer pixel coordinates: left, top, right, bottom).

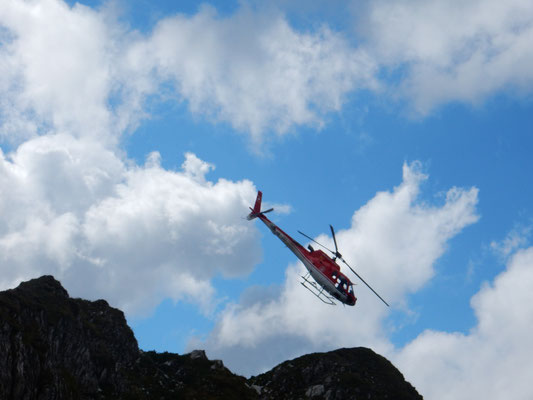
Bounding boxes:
0 276 422 399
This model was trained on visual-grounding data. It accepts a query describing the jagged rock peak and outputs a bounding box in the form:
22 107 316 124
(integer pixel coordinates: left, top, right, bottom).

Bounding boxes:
15 274 69 297
0 275 256 399
0 275 139 399
249 347 423 400
188 349 208 360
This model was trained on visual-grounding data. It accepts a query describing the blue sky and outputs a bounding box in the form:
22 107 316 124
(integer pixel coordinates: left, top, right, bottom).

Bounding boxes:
1 1 533 398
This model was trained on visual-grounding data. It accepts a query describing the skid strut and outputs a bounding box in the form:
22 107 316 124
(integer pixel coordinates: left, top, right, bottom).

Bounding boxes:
300 273 337 306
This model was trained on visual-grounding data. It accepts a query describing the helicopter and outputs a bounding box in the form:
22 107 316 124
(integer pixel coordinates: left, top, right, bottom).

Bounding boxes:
247 191 389 307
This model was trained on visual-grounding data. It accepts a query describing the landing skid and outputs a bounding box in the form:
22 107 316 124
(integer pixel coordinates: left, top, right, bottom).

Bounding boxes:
300 273 337 306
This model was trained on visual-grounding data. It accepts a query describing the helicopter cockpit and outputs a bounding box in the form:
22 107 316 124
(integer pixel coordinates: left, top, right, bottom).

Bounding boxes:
331 273 353 296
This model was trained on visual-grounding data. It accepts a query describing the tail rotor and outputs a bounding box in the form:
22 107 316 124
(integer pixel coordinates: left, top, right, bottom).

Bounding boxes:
247 191 274 220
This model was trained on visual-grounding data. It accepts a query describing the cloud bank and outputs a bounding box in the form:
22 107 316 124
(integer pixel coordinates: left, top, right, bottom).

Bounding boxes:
0 0 379 146
2 0 533 146
360 0 533 114
0 135 260 315
130 5 378 141
0 0 118 143
395 246 533 400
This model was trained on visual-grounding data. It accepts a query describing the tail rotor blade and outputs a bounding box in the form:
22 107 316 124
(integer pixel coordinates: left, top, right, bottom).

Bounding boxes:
341 259 389 307
261 208 274 214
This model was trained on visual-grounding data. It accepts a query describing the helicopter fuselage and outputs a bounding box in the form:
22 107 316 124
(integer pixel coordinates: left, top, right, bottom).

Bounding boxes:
256 212 357 306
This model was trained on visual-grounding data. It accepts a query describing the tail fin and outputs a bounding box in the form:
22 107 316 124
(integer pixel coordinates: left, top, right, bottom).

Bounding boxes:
253 191 262 213
247 191 263 220
247 191 273 220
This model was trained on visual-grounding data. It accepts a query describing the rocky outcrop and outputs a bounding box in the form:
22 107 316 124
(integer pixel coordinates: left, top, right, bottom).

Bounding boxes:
0 275 138 399
123 349 256 399
0 276 422 399
249 347 422 400
0 276 256 399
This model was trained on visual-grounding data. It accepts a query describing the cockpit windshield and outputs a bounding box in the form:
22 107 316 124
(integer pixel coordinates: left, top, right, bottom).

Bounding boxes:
332 274 352 295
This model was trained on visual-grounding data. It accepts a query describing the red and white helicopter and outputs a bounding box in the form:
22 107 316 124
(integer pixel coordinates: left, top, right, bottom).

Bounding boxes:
247 191 389 307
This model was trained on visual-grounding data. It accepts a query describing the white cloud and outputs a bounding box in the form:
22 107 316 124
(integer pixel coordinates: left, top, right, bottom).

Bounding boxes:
129 4 378 142
194 162 479 376
0 135 261 316
394 246 533 400
3 0 532 145
359 0 533 114
490 225 531 259
0 0 379 147
0 0 118 143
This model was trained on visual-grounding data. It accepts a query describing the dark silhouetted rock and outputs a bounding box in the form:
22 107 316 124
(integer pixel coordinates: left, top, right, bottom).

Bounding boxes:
0 276 423 399
249 347 423 399
0 275 256 399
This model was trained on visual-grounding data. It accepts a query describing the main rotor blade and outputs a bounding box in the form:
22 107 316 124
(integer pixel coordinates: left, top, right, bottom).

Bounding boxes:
341 259 390 307
329 225 338 252
261 208 274 214
329 225 342 259
298 231 336 254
